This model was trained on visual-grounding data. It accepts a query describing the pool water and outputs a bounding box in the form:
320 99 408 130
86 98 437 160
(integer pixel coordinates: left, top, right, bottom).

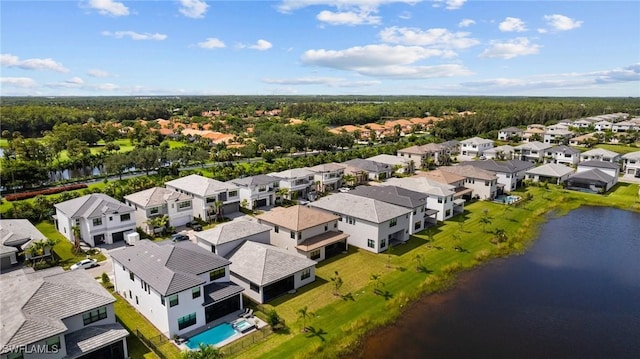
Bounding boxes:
495 195 521 204
234 319 253 332
185 323 239 349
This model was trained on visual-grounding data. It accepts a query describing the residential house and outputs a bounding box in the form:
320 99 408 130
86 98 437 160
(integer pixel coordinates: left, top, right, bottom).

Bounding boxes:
594 120 613 131
544 145 581 166
566 161 619 193
513 141 553 162
256 205 347 261
343 158 392 181
440 140 460 156
0 267 128 359
459 137 494 159
569 133 597 146
228 175 281 210
228 241 316 303
416 169 472 203
165 174 240 221
523 127 546 142
547 123 571 132
349 185 436 233
571 119 595 129
612 120 639 132
525 163 574 184
195 219 271 257
543 129 574 144
461 160 534 192
497 127 524 141
367 154 414 174
621 151 640 176
111 240 244 338
439 165 498 200
397 143 448 168
269 168 315 201
54 194 136 247
385 177 459 221
310 193 412 253
307 163 346 193
0 219 49 271
384 119 414 136
580 148 621 163
342 165 369 187
483 145 515 160
124 187 193 235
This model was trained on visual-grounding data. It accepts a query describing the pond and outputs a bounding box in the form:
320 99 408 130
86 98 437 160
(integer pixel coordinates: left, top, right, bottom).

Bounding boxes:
355 206 640 359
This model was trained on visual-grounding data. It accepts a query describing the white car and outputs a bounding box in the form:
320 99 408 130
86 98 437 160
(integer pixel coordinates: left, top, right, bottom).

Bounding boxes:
338 187 350 193
70 258 98 270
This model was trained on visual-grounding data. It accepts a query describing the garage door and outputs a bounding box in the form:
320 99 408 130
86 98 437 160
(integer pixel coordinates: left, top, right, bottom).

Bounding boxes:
112 231 126 242
256 198 268 208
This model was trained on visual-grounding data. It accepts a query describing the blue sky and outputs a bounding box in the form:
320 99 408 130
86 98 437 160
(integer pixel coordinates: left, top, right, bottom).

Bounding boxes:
1 0 639 97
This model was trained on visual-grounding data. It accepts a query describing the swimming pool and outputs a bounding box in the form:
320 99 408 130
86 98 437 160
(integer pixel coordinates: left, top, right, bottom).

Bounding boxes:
494 195 521 204
185 323 239 349
234 319 255 332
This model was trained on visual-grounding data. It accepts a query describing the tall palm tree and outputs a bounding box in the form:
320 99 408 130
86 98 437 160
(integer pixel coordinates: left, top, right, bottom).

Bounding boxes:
181 343 224 359
72 225 82 254
297 306 315 332
479 216 492 233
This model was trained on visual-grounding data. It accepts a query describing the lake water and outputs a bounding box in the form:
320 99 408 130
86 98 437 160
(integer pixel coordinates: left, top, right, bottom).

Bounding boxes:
355 207 640 359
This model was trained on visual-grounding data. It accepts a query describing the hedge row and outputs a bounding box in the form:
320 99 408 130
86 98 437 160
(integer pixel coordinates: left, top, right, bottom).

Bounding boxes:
4 183 88 201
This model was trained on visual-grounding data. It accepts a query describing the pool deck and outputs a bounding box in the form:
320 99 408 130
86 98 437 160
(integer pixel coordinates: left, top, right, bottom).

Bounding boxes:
179 309 268 350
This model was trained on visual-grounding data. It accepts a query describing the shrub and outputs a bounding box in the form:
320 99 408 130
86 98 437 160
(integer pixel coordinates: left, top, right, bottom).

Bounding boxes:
4 183 88 201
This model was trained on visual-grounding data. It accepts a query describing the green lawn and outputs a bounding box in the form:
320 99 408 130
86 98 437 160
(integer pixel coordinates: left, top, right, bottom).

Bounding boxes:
0 182 107 214
233 184 640 359
594 143 639 155
36 221 107 269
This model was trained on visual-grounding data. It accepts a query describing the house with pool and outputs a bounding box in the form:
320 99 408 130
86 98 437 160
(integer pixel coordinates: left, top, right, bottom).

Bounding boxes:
110 240 244 339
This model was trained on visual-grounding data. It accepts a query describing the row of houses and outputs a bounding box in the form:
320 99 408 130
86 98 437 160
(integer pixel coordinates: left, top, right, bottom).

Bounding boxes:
329 117 442 139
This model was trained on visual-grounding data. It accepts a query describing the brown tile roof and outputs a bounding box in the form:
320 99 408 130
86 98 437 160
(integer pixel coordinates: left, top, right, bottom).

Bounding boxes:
256 205 339 231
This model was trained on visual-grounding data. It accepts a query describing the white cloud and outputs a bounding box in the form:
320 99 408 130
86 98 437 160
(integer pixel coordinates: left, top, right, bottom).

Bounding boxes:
479 37 541 59
458 18 475 27
102 31 167 41
86 0 129 17
277 0 420 13
262 77 344 85
87 69 110 77
543 14 583 31
249 39 273 51
1 54 70 72
179 0 209 19
398 11 412 20
432 0 466 10
66 77 84 85
592 63 640 83
499 17 527 32
317 10 381 25
197 38 226 49
91 83 120 91
1 77 38 88
45 77 86 89
379 26 480 49
301 44 472 79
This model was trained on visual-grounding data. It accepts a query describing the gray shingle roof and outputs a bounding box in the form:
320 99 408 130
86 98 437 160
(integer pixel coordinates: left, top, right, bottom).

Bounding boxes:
229 175 281 187
0 219 47 255
460 159 534 174
0 268 115 352
195 220 271 246
165 174 238 197
110 240 230 296
578 160 620 170
343 158 391 173
65 323 128 358
567 168 614 182
349 185 427 209
54 194 134 219
309 193 411 223
229 241 315 286
124 187 191 208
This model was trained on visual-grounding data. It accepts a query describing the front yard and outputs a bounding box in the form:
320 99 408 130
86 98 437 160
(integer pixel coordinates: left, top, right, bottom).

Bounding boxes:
36 221 106 269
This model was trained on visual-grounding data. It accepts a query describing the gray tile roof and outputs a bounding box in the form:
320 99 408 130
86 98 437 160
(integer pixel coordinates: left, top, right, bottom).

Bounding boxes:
195 220 271 246
460 159 535 174
349 185 427 209
514 141 553 151
366 154 412 166
460 136 494 145
398 143 446 155
307 162 346 173
484 145 515 154
580 148 620 158
343 158 391 173
54 194 134 219
622 151 640 160
567 168 614 183
578 160 620 170
525 163 574 177
269 168 315 179
165 174 238 197
110 240 230 296
229 241 315 286
439 165 498 181
385 177 456 197
310 193 411 223
203 282 244 304
0 219 47 255
229 175 281 187
65 323 128 358
546 145 581 155
0 268 115 352
499 127 523 133
124 187 191 208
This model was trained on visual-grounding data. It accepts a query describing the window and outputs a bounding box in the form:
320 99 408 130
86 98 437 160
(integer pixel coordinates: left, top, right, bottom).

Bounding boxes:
274 225 279 233
82 307 107 325
92 218 102 226
218 192 227 201
46 336 60 352
324 225 328 231
192 287 201 299
438 198 443 203
7 350 23 359
301 268 311 280
380 238 386 248
297 232 302 240
347 216 356 225
415 222 421 230
178 201 191 209
161 296 165 306
228 190 238 197
310 250 320 260
250 282 259 292
128 290 132 298
169 294 179 307
389 218 397 227
206 197 216 203
135 296 139 305
129 271 134 281
334 222 338 228
210 244 216 253
290 231 295 239
367 239 375 248
209 268 225 281
149 207 159 215
178 313 197 330
120 213 131 222
413 209 417 215
445 209 451 217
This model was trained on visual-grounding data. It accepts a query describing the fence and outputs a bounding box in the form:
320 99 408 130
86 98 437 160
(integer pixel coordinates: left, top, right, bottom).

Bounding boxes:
136 329 170 359
221 326 274 356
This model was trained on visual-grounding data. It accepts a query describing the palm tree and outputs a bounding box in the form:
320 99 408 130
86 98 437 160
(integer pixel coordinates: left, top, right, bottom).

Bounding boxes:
275 187 289 204
369 273 385 293
297 306 315 332
181 343 224 359
493 228 508 244
330 271 343 296
479 215 492 233
213 200 224 222
72 225 82 254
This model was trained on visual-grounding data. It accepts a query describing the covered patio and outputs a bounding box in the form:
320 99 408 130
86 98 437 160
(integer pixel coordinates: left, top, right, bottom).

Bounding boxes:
296 231 349 262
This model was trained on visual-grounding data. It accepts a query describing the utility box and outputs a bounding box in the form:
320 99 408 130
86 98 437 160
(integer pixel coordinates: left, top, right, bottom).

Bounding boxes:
126 232 140 246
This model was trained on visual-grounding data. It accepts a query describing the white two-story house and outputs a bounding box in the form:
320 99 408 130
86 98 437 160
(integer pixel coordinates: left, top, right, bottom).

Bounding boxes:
310 193 412 253
269 168 315 201
544 145 581 166
580 148 622 163
497 127 524 141
385 177 458 221
397 143 447 168
307 163 346 193
622 151 640 176
459 137 494 160
440 165 498 200
0 267 128 359
165 174 240 221
54 194 136 247
514 141 553 163
461 160 534 192
228 174 281 210
111 240 244 339
124 187 193 235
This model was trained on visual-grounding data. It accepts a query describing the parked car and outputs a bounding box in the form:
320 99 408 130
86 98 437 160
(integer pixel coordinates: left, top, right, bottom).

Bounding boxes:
171 233 190 242
338 187 350 193
186 221 203 231
70 258 98 270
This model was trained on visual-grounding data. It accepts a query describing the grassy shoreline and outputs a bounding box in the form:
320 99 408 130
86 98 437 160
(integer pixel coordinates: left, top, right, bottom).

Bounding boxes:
231 183 639 359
